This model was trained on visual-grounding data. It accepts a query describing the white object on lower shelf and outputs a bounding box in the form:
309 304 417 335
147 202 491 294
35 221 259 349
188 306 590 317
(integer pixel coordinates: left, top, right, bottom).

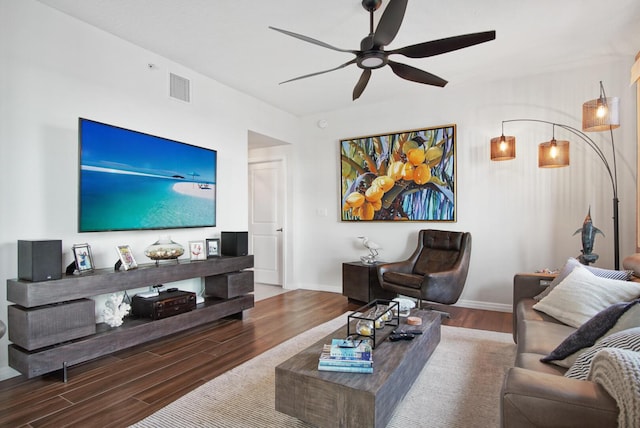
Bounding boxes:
137 291 160 298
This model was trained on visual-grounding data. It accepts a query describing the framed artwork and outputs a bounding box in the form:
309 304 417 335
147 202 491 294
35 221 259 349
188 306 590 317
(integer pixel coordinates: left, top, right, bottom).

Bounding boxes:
340 124 456 222
72 243 94 273
189 240 206 261
116 245 138 270
206 238 220 258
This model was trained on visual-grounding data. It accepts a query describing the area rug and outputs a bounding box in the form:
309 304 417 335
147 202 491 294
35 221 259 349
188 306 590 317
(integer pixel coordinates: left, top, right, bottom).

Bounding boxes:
131 314 515 428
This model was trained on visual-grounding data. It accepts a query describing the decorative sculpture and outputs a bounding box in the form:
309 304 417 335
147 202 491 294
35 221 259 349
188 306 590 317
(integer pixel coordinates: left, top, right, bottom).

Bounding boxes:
358 236 381 264
573 207 604 265
102 292 131 328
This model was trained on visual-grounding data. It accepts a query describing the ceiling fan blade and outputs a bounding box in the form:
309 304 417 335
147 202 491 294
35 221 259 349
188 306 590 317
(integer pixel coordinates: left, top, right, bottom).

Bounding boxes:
269 26 356 54
279 58 358 85
387 60 447 87
353 69 372 100
372 0 408 48
390 30 496 59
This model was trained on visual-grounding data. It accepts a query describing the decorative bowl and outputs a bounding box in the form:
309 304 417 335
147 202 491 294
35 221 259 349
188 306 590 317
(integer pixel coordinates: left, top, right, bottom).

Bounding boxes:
145 236 185 261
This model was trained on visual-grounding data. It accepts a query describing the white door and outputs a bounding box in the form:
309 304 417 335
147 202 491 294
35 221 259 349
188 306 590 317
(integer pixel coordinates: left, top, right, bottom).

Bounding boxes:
248 160 284 285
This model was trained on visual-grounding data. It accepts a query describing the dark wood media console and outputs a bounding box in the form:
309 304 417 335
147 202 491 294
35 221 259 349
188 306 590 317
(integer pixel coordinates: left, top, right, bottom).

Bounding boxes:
6 255 254 378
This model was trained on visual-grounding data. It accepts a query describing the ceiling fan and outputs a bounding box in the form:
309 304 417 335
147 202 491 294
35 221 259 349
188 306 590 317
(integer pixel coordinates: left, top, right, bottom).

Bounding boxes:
269 0 496 100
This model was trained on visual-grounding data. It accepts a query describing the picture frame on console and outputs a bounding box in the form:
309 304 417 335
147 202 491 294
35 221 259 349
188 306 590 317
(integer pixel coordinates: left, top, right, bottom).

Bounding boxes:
72 243 94 273
206 238 220 258
116 245 138 270
189 240 206 261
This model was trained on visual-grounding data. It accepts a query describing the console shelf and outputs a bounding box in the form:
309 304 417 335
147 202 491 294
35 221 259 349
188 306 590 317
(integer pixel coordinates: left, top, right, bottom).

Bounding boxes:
8 256 254 307
7 255 254 378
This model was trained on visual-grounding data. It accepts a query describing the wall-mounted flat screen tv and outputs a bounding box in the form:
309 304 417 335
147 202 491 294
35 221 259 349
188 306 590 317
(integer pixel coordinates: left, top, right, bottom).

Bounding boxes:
78 118 216 232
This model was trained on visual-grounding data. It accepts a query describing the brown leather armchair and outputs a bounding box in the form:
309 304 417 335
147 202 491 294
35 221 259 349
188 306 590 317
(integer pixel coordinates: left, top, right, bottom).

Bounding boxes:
376 229 472 316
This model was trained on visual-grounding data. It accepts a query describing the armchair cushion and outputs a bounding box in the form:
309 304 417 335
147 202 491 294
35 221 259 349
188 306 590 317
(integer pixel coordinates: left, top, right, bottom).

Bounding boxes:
413 231 464 276
382 272 423 289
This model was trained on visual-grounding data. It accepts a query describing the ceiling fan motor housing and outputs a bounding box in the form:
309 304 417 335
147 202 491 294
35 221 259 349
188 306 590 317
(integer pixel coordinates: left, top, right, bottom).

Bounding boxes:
362 0 382 12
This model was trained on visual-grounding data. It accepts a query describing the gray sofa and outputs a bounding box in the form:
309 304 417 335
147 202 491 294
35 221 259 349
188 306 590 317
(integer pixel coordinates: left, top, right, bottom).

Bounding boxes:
500 273 619 427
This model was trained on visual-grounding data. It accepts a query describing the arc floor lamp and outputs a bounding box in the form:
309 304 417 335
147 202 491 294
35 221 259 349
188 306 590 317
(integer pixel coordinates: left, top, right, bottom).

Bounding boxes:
490 81 621 269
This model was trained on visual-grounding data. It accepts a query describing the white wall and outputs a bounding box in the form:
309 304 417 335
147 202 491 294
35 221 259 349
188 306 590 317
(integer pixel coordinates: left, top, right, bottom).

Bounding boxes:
285 61 636 310
1 0 637 380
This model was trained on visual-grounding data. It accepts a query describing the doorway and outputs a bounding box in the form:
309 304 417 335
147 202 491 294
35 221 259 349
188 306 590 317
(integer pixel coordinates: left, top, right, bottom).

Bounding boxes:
248 131 289 288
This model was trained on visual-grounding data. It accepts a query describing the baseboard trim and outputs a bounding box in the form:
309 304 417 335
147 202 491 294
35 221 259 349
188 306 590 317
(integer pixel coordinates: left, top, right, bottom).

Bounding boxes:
293 285 512 313
454 299 511 313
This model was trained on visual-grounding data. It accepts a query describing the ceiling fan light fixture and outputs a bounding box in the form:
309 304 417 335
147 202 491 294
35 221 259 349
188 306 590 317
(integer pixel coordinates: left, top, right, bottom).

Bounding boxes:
358 52 386 69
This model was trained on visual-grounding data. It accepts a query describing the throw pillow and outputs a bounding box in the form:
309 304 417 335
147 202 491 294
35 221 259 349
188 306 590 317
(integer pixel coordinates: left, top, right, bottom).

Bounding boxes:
565 327 640 380
540 299 640 367
605 303 640 336
534 257 633 301
532 265 640 328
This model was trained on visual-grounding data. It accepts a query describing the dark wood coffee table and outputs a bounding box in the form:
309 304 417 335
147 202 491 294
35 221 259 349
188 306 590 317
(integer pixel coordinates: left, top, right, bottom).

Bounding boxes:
275 310 441 428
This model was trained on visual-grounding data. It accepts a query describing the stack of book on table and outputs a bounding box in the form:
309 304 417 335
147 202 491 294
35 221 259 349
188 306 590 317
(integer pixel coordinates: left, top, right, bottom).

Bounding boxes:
317 338 373 373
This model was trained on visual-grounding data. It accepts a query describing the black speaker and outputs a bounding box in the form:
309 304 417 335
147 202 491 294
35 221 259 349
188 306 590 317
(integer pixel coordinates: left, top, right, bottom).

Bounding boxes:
18 240 63 282
221 232 248 256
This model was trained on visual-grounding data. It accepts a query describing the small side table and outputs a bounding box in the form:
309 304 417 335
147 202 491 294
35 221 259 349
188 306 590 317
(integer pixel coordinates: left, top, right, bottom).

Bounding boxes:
342 261 397 304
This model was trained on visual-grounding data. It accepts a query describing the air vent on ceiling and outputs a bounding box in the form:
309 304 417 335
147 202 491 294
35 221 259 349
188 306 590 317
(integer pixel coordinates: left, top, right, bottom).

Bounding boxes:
169 73 190 102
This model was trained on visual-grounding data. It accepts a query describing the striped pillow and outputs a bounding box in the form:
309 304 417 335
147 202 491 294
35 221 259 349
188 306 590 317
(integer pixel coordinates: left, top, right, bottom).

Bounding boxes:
565 327 640 380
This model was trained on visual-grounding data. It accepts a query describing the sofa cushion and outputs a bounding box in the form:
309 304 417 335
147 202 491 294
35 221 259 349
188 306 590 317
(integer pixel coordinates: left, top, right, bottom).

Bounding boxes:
533 266 640 328
517 299 565 324
517 319 576 355
535 257 633 301
541 300 640 367
516 352 568 375
565 327 640 380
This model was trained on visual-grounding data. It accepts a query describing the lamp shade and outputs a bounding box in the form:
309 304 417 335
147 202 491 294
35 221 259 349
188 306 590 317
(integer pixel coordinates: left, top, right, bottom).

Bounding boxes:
538 139 569 168
490 134 516 161
582 96 620 132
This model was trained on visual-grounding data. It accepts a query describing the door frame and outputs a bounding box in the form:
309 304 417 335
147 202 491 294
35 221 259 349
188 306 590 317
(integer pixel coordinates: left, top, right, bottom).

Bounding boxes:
248 153 290 289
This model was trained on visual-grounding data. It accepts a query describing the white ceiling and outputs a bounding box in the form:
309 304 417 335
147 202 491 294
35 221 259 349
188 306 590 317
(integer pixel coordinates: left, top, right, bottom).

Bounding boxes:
36 0 640 117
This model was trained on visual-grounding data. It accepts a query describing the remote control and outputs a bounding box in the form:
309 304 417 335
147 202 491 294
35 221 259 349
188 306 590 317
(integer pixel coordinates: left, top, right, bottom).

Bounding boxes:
392 329 422 335
389 333 415 341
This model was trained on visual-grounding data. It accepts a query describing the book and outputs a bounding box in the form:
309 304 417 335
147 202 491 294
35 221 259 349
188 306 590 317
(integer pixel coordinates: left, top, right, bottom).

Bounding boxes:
328 339 373 359
318 352 373 368
316 338 374 373
317 363 373 374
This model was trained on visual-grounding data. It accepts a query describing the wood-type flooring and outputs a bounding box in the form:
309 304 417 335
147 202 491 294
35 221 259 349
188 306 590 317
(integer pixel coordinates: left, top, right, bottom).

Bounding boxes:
0 290 512 427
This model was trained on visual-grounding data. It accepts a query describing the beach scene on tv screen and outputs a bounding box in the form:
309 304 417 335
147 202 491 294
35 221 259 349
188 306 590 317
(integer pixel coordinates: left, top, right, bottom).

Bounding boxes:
79 119 216 232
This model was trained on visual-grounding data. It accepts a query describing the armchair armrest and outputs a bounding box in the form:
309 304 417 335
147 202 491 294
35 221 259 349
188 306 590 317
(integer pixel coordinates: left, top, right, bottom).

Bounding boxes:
376 260 414 286
502 367 618 428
